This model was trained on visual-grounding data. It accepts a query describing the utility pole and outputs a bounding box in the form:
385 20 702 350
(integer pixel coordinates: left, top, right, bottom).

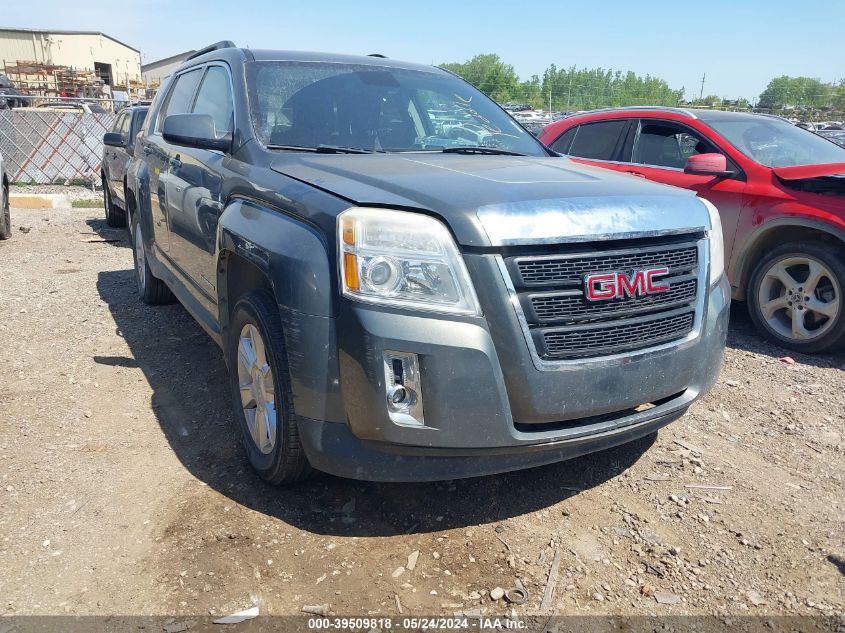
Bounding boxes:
567 75 573 110
699 73 706 101
549 89 552 114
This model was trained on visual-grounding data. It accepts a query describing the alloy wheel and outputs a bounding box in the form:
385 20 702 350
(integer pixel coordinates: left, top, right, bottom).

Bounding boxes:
236 324 277 455
757 255 840 342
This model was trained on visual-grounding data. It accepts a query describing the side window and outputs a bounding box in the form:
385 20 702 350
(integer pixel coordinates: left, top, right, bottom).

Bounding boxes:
119 112 132 136
633 121 718 169
550 126 577 154
567 120 628 161
111 112 126 134
192 66 234 137
156 68 203 133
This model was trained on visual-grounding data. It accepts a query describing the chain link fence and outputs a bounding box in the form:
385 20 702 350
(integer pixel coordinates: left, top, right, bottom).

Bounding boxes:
0 110 115 185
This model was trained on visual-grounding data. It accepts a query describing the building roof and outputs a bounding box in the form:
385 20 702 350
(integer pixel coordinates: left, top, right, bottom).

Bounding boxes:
0 27 140 53
141 50 195 72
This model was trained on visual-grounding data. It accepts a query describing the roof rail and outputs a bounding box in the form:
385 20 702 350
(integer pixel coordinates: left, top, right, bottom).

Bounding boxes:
582 106 698 119
367 53 387 58
186 40 237 61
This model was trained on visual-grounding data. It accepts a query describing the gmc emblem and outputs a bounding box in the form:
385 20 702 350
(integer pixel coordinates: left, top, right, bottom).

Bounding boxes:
585 267 670 301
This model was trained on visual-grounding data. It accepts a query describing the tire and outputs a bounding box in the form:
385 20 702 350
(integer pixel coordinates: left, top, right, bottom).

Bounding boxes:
130 214 174 305
748 241 845 353
226 289 312 485
103 177 126 228
0 182 10 240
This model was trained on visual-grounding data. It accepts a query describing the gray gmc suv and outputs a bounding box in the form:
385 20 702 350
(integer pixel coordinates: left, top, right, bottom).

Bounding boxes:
126 42 729 483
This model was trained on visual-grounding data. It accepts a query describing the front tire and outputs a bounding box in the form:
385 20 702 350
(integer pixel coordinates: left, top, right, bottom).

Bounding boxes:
130 214 174 305
0 183 10 240
103 177 126 228
748 241 845 353
226 290 312 485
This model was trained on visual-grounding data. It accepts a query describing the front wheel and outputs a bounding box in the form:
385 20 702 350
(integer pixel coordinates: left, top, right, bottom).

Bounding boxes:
748 241 845 353
0 183 10 240
103 177 126 228
130 214 173 305
226 290 312 485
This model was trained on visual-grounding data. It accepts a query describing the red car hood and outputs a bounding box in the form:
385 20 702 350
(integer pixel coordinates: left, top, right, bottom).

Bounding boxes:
773 163 845 180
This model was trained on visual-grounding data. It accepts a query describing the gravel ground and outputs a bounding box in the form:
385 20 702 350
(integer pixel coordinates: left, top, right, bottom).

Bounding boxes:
0 201 843 626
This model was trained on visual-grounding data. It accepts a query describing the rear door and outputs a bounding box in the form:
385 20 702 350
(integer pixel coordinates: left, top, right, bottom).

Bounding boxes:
104 111 127 197
627 119 746 262
110 111 133 207
549 119 635 174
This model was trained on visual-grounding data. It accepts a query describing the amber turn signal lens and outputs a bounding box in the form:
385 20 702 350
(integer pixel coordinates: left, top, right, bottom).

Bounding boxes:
341 219 355 246
344 253 359 290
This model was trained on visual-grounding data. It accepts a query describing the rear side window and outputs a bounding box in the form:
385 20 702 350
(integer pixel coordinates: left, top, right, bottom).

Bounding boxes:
156 68 202 132
568 120 628 161
119 112 132 136
111 112 126 133
192 66 234 136
549 126 577 154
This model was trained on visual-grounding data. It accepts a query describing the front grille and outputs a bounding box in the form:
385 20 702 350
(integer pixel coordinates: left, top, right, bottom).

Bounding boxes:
515 246 698 286
539 309 695 359
506 238 702 360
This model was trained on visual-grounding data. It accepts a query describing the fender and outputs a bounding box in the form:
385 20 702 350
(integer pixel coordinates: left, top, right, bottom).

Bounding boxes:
217 198 335 317
217 199 344 424
733 216 845 299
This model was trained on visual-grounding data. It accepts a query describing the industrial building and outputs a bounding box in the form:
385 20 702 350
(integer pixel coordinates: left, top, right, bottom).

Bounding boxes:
0 27 142 97
141 50 195 88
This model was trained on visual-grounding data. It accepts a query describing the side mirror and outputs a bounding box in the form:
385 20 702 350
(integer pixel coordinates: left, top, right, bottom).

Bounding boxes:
684 153 734 177
103 132 125 148
162 113 231 152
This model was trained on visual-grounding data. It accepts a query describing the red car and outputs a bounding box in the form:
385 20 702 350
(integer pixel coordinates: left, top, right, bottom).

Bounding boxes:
540 107 845 353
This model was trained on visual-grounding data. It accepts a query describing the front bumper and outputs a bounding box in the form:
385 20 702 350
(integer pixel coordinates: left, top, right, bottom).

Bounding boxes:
294 270 730 482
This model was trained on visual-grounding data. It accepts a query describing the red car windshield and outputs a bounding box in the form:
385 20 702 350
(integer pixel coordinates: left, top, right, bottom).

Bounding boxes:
707 116 845 168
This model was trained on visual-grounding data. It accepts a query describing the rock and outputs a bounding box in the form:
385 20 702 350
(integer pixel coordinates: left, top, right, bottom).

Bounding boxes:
301 604 330 616
725 379 739 387
779 356 796 365
163 621 193 633
432 552 441 560
407 550 420 571
495 525 505 534
391 566 405 578
746 590 767 606
490 587 505 601
655 592 681 605
214 606 260 624
19 226 31 234
641 585 655 597
669 546 681 556
468 591 481 600
593 592 605 601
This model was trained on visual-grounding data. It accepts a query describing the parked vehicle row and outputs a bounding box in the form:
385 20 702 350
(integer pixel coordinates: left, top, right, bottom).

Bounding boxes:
541 107 845 353
106 42 729 484
101 105 149 227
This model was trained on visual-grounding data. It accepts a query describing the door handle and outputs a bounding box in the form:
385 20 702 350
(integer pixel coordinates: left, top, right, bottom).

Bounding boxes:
625 170 646 178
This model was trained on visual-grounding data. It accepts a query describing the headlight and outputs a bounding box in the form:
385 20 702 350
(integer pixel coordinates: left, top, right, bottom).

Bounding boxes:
701 198 724 286
338 208 481 316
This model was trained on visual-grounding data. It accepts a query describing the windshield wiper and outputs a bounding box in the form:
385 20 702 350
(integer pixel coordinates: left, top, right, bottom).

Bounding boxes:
441 146 526 156
266 144 379 154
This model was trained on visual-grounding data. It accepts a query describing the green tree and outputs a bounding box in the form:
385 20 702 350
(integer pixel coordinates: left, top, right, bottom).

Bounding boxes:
758 76 835 109
439 54 521 103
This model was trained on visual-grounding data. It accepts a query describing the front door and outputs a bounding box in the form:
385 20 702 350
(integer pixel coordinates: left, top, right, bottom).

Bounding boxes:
627 119 747 264
165 64 232 303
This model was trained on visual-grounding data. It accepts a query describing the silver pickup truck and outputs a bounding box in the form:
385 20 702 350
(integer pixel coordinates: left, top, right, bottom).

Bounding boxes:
125 42 729 483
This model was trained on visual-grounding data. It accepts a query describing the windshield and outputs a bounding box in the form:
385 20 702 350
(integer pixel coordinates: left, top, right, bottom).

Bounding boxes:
245 61 546 156
707 116 845 168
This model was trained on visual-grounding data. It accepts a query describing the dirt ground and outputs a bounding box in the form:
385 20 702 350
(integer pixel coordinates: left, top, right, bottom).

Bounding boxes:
1 197 843 626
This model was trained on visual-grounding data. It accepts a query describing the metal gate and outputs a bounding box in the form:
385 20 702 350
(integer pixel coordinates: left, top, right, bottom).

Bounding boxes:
0 110 115 185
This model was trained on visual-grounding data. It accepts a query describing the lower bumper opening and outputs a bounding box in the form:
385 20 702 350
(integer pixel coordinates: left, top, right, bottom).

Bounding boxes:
514 390 687 434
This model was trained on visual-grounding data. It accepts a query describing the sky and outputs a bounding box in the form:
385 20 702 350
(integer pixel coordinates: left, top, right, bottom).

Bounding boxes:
3 0 842 101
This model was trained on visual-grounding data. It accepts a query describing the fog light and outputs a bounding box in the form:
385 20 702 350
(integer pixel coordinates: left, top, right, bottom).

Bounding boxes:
383 351 424 426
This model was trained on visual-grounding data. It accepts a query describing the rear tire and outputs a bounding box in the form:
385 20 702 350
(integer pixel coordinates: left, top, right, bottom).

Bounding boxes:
748 241 845 353
130 214 174 305
226 289 312 485
103 178 126 228
0 182 10 240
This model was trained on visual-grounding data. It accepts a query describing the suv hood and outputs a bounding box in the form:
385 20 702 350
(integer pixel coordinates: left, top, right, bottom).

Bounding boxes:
773 163 845 180
271 153 711 246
